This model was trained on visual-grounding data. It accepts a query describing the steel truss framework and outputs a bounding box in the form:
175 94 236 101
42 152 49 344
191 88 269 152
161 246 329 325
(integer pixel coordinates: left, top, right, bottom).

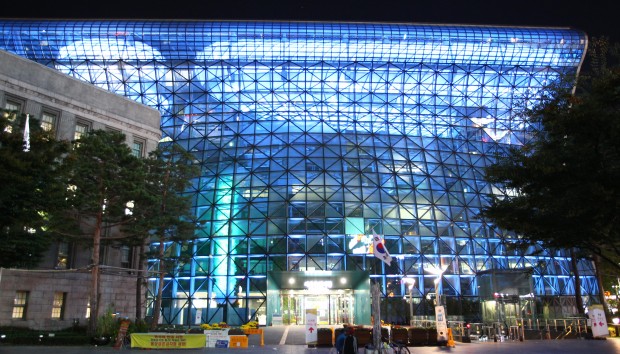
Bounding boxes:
0 20 596 325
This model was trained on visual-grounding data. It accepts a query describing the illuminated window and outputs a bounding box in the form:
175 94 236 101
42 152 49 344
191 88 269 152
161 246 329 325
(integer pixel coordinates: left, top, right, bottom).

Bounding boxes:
4 98 23 119
56 242 69 269
12 291 29 319
51 292 66 319
74 120 90 140
41 110 58 132
3 98 23 130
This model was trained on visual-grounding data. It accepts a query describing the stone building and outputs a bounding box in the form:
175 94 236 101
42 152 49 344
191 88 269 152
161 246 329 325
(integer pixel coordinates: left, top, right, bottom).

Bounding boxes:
0 49 161 330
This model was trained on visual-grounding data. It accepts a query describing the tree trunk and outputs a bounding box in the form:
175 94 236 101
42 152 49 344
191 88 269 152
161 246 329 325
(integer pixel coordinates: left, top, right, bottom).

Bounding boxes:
150 168 171 330
570 249 585 315
135 242 146 321
593 254 611 322
150 236 166 330
88 210 103 335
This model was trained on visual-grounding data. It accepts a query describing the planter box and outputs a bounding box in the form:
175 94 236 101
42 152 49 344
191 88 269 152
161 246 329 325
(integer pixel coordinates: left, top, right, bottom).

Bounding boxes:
391 327 409 345
408 327 428 346
354 327 372 347
427 328 438 346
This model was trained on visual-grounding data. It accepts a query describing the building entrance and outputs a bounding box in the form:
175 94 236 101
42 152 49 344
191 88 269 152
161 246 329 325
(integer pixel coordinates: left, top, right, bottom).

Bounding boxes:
281 291 354 325
267 270 370 326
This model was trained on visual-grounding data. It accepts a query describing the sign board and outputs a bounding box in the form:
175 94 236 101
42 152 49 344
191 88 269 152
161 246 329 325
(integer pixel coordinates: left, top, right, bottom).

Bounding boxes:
215 339 229 348
205 328 230 347
113 320 130 349
305 308 318 344
587 305 609 337
435 306 448 342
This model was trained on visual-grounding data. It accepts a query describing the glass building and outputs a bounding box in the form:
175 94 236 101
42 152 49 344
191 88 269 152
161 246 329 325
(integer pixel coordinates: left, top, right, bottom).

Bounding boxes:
0 20 595 326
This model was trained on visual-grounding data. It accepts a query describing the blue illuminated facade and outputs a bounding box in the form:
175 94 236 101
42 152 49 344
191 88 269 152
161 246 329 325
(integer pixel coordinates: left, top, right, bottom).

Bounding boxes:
0 20 595 326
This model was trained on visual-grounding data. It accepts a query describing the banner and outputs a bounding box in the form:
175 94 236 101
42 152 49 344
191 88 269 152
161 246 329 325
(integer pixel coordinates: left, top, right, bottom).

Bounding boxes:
130 333 206 349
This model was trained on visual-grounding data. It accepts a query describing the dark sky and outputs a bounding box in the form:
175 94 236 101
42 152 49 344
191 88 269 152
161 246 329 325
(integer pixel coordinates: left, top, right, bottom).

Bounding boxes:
5 0 618 42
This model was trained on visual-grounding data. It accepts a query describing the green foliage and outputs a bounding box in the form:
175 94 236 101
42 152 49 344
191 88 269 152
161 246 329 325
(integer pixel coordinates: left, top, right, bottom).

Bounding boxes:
0 110 69 268
48 129 145 242
124 142 199 246
123 142 200 328
481 39 620 270
95 306 118 338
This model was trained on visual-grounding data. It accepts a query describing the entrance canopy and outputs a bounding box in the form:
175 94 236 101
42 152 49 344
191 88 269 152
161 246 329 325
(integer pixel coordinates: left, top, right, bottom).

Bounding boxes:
266 270 370 325
268 270 369 291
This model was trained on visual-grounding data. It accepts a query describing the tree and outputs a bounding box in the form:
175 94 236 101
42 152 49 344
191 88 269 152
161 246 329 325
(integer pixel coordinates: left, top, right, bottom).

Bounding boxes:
122 142 199 328
0 110 68 268
48 129 146 334
480 39 620 316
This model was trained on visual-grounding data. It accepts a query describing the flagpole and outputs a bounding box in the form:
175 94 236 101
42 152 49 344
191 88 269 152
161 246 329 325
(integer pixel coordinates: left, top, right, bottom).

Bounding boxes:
23 114 30 152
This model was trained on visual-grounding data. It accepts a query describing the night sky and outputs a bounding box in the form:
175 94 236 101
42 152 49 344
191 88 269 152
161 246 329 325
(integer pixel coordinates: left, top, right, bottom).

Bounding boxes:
4 0 619 42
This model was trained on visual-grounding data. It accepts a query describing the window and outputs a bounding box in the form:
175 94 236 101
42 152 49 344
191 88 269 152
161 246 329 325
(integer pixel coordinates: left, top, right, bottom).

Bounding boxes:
4 98 23 118
131 139 144 157
3 97 24 130
121 246 131 268
56 242 69 269
74 121 90 140
41 110 58 133
12 291 29 319
51 292 67 319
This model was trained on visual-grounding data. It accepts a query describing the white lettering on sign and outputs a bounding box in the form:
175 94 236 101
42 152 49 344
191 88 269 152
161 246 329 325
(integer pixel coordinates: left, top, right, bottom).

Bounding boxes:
304 280 333 289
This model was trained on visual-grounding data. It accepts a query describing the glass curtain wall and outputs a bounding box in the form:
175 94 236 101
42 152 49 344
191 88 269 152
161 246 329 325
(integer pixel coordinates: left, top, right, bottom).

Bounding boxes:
0 20 594 325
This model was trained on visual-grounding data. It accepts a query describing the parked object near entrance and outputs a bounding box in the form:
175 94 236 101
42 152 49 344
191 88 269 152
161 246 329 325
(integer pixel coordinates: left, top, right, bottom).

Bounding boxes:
317 327 333 347
353 326 372 347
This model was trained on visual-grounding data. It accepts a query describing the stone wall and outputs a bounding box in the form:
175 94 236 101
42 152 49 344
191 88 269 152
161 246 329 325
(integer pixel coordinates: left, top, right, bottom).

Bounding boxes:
0 268 141 330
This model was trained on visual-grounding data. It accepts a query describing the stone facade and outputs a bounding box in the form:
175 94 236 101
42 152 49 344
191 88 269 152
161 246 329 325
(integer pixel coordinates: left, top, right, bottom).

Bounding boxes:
0 268 138 330
0 49 161 330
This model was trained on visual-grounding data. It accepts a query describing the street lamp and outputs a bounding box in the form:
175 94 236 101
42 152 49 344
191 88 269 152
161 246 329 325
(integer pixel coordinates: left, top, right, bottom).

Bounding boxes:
403 277 416 326
426 265 448 306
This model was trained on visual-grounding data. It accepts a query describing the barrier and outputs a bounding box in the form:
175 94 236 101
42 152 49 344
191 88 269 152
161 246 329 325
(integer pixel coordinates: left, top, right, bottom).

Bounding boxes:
229 335 249 348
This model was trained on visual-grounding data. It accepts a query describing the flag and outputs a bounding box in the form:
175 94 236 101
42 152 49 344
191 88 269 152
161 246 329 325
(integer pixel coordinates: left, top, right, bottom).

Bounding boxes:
23 114 30 152
372 231 392 266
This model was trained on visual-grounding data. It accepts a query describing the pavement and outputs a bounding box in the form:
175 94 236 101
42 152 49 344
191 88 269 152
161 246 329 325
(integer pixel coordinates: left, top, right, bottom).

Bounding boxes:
1 325 620 354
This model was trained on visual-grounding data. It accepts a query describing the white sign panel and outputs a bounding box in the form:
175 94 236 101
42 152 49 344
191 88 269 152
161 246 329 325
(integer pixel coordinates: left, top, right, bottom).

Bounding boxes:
435 306 448 341
205 329 230 347
305 308 318 344
588 307 609 337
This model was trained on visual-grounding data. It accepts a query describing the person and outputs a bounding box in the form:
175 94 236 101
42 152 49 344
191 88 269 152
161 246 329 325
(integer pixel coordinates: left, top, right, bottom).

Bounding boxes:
335 327 347 354
342 327 358 354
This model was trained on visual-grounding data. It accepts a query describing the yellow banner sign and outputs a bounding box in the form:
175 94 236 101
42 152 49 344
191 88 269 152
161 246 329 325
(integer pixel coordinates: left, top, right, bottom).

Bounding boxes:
131 333 206 349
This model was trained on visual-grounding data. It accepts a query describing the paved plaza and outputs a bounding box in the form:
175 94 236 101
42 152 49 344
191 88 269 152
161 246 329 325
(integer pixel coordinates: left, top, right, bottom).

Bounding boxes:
1 325 620 354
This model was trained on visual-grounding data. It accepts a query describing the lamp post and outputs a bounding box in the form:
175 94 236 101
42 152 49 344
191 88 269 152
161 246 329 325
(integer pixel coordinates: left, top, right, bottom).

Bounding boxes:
403 277 416 326
434 277 441 306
